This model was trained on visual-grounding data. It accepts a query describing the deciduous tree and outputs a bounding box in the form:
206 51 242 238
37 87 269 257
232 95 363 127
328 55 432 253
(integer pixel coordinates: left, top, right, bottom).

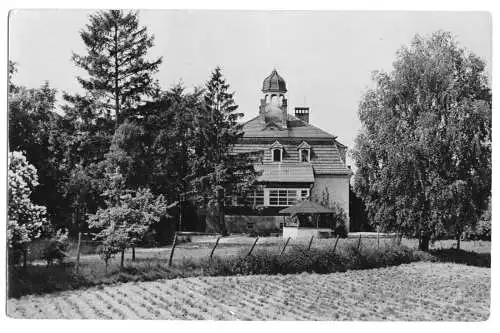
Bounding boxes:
8 151 49 267
352 31 491 250
88 169 169 269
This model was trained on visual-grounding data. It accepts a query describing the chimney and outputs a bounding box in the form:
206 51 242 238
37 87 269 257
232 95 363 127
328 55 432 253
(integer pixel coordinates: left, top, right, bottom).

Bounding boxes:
294 107 310 124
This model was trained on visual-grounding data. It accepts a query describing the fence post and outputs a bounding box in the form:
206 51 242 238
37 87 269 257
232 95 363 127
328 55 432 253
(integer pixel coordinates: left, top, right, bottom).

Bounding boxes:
210 236 221 259
246 237 259 257
332 235 340 254
357 233 362 250
280 237 291 256
307 236 314 251
132 246 136 261
168 232 178 267
377 227 380 250
75 232 82 274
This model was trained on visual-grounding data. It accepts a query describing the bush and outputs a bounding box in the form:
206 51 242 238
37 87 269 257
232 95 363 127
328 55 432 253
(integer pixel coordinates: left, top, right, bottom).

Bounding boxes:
42 229 69 266
197 243 423 277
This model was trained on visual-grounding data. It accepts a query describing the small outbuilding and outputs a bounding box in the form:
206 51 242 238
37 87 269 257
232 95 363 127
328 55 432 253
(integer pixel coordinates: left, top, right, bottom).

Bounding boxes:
279 200 336 239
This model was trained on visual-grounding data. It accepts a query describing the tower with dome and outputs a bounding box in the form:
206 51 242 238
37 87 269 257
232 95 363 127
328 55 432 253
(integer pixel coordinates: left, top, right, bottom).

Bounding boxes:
224 69 352 236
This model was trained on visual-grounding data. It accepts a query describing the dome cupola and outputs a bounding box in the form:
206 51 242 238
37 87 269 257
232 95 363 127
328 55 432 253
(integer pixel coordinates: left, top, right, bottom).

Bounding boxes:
262 69 287 93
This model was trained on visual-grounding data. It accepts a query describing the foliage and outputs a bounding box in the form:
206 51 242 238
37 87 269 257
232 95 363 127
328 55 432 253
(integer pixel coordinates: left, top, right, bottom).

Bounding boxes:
317 187 348 237
43 229 70 265
71 9 162 128
132 84 204 200
8 79 74 229
189 67 259 234
352 31 491 250
463 198 491 240
199 243 427 277
88 169 169 268
8 152 49 265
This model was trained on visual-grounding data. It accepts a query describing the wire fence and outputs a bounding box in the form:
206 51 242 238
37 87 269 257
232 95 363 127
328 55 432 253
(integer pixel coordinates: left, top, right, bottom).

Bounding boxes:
26 231 490 272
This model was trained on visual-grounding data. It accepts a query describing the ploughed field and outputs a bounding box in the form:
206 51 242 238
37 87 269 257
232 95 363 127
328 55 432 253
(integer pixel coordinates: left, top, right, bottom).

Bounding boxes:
7 262 490 320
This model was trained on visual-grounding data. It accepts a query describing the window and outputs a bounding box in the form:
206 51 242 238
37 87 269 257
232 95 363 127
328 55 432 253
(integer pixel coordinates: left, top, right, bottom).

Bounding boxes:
273 148 282 162
300 149 310 162
266 188 309 206
226 189 264 207
269 189 298 206
246 189 264 206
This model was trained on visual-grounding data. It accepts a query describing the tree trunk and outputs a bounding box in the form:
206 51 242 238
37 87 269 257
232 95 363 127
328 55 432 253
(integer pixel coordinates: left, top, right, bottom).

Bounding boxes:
120 249 124 269
22 249 27 270
113 23 120 129
218 190 228 236
132 246 136 261
419 234 430 251
178 196 183 232
456 233 461 250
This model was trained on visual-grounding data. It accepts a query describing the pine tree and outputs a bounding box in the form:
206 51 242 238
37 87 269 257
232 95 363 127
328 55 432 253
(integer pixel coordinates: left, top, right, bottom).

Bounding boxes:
189 67 258 234
71 10 162 128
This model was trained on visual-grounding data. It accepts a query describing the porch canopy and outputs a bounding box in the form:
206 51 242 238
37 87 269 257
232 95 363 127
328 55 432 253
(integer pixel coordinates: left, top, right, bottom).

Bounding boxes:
279 200 335 236
279 200 334 215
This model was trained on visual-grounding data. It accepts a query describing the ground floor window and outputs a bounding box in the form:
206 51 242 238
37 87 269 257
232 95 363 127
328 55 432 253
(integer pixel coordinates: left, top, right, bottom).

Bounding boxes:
267 188 310 207
227 187 310 207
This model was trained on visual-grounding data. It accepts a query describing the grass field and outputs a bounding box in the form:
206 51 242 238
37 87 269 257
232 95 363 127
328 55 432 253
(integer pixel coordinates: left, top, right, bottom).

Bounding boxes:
7 262 490 320
9 236 490 298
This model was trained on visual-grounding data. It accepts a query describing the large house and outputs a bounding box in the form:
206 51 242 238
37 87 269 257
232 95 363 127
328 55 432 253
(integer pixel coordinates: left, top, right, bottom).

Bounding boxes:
224 69 352 233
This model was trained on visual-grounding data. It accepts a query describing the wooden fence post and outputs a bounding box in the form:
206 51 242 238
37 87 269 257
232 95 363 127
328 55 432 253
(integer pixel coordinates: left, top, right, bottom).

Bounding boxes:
75 232 82 274
377 227 380 250
280 237 291 256
357 234 362 250
246 237 259 257
210 236 221 259
132 246 136 261
332 235 340 254
168 232 178 267
120 250 125 269
307 236 314 251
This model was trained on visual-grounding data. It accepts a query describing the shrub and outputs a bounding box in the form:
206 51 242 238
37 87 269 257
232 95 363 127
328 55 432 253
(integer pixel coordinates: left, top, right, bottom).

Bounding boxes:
43 229 69 266
197 243 421 277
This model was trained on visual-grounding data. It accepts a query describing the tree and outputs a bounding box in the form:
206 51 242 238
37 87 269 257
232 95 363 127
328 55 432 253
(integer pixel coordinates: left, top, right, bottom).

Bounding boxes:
8 151 49 267
189 67 258 234
88 169 169 270
352 31 491 251
71 10 162 129
8 72 73 230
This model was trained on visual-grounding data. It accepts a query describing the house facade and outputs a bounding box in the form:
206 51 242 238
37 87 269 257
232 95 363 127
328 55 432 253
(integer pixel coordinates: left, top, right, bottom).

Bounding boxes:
225 69 352 233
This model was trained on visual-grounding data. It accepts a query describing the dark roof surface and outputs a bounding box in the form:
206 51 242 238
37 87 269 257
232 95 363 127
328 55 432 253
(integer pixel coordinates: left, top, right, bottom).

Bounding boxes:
255 163 315 183
242 113 337 139
279 200 335 214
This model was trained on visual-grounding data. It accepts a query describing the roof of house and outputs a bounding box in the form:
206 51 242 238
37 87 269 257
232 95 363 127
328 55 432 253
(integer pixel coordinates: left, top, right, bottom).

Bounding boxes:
279 200 335 215
241 113 337 139
255 163 315 183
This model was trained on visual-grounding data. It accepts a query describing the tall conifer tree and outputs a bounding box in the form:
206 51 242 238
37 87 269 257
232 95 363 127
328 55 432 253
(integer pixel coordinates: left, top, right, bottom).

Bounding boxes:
189 67 258 234
71 10 162 128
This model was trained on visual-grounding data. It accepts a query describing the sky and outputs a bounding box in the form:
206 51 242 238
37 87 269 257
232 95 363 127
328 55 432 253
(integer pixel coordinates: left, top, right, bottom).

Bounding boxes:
9 10 492 167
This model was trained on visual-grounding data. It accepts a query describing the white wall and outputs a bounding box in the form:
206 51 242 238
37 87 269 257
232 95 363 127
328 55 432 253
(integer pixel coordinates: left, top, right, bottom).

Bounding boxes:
310 174 350 231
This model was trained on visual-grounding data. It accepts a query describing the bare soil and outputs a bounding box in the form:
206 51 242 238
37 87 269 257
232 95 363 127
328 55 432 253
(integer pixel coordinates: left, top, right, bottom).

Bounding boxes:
7 262 490 320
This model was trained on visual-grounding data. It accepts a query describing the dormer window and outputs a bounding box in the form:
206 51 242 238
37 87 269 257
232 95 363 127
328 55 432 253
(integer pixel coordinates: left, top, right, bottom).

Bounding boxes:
300 149 310 162
270 140 283 163
297 141 311 163
273 149 282 162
